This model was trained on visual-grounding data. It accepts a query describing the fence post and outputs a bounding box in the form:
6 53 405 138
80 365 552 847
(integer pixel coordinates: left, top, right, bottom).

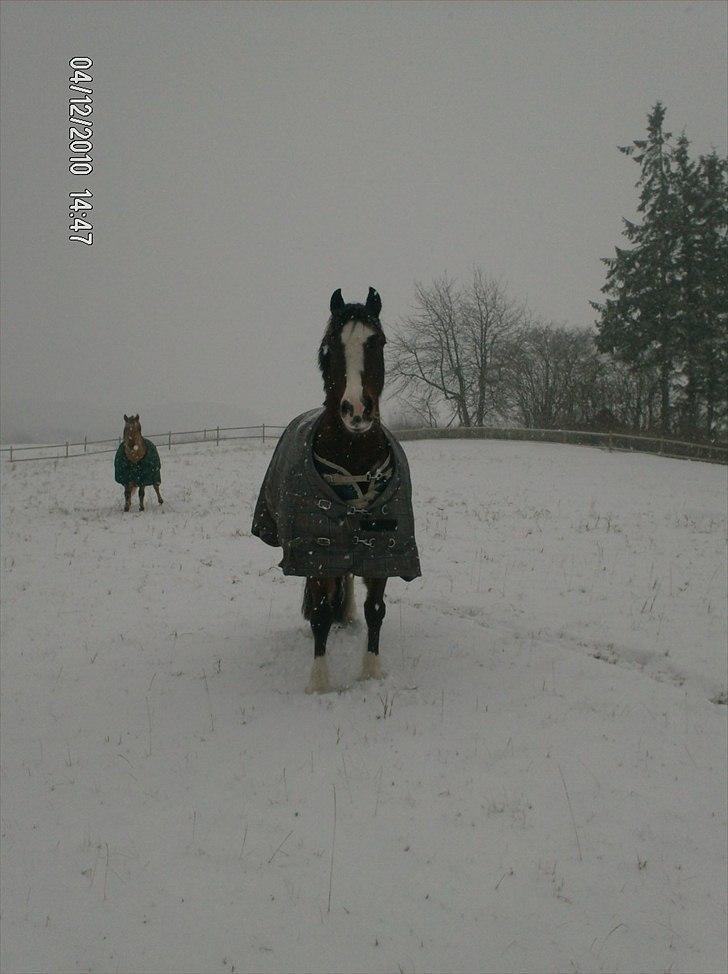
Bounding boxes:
204 428 207 441
84 435 87 453
9 445 12 462
262 423 266 443
168 431 172 451
216 426 220 446
65 441 69 458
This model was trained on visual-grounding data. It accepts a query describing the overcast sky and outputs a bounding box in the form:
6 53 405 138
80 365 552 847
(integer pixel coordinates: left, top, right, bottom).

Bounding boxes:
1 0 726 440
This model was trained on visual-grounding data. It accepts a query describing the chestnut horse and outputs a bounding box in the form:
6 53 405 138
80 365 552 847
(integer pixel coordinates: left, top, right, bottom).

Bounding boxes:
114 414 164 512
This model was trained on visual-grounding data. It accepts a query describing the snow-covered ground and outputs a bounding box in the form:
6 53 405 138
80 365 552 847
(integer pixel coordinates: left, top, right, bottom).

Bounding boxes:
1 438 726 974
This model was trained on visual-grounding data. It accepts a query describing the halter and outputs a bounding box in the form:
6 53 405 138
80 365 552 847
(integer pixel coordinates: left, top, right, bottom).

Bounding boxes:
313 451 392 508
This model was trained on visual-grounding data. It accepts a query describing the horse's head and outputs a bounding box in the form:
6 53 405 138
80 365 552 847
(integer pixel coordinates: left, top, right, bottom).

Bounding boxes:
123 413 143 457
319 287 386 435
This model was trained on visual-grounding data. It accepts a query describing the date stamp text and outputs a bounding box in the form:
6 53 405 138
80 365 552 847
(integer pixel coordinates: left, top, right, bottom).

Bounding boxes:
68 57 94 245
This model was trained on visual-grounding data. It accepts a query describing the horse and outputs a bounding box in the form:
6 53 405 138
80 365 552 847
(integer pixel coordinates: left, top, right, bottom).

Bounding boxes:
252 288 421 693
114 414 164 512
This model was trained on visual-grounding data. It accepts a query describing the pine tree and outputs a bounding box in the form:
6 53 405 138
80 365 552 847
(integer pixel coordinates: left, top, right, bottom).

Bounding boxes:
670 133 702 433
693 150 728 436
592 103 679 434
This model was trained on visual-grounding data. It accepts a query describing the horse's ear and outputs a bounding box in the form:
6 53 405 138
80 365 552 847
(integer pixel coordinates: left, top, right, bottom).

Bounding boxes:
134 414 139 422
124 414 130 423
330 289 345 315
365 287 381 318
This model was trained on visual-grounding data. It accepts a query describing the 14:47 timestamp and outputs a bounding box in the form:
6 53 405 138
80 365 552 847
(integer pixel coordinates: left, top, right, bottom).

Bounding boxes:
69 188 93 245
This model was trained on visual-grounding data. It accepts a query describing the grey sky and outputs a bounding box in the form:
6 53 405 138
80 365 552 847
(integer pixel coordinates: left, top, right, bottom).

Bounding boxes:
1 0 726 440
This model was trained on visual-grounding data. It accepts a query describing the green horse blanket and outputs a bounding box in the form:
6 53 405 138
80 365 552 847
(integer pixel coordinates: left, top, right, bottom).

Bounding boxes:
114 439 162 486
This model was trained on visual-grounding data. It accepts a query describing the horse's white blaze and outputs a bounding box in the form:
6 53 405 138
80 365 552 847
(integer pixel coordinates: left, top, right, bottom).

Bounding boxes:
341 320 374 431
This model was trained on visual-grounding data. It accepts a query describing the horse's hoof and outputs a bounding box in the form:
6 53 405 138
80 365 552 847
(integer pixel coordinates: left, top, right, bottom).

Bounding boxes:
359 652 383 682
159 498 164 505
124 506 130 512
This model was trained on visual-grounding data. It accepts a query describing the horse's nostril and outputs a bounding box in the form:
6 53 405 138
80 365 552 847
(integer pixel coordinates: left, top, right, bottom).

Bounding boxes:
341 400 353 417
351 415 362 426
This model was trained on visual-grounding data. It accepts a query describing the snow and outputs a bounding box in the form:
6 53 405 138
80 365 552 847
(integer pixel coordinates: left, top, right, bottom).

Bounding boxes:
1 438 726 974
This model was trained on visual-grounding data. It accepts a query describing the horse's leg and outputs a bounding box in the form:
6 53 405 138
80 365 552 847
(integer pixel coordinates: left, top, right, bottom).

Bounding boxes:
154 484 164 505
124 484 132 512
305 577 337 694
139 485 145 511
360 577 387 681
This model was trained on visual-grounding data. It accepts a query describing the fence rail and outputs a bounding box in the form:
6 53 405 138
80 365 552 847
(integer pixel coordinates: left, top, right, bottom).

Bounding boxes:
0 424 287 462
395 426 727 464
1 423 725 464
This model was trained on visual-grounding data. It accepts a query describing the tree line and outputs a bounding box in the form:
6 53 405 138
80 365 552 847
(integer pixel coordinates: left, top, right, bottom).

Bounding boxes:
390 105 727 441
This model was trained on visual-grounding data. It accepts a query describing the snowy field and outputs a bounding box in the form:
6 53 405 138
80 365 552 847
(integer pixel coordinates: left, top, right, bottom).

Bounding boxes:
1 437 726 974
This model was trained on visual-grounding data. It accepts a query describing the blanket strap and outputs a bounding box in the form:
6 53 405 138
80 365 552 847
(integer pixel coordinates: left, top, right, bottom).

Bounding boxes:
313 452 392 504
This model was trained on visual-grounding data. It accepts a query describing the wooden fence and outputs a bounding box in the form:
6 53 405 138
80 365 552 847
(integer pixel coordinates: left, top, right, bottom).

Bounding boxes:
0 424 287 463
1 423 725 465
395 426 727 464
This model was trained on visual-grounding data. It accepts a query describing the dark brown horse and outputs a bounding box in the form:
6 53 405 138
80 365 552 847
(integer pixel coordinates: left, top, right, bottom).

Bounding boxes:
252 288 421 693
114 414 164 512
304 289 394 691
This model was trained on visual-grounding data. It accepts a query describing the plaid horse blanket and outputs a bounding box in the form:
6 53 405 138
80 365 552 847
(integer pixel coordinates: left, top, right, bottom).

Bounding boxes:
252 409 421 580
114 439 162 486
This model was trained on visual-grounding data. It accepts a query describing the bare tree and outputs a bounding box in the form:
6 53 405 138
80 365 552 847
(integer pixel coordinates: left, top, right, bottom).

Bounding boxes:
461 268 526 424
390 270 674 435
501 323 596 429
390 274 470 426
389 270 524 426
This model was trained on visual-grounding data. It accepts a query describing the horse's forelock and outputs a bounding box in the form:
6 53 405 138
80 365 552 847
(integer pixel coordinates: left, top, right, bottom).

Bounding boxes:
329 303 372 326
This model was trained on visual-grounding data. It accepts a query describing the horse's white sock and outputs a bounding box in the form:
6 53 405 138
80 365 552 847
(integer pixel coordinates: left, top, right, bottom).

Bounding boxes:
359 652 382 681
306 656 331 694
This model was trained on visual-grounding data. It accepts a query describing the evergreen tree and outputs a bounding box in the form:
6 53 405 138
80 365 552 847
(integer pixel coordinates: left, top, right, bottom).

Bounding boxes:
592 103 679 433
670 133 702 433
693 150 728 436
